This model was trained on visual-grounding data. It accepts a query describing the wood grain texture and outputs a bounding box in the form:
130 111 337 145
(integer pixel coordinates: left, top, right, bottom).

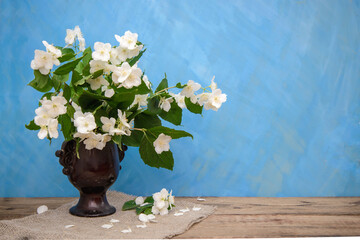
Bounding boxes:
1 197 360 238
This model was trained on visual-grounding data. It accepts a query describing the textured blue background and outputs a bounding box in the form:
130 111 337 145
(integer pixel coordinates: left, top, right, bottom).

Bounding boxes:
0 0 360 197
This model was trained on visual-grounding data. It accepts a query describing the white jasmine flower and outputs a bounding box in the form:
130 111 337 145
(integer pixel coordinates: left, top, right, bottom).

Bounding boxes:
204 89 227 111
115 31 138 50
153 134 171 154
37 205 48 214
135 196 145 205
101 86 115 98
121 227 132 233
179 208 190 213
65 28 76 45
101 224 113 229
152 188 170 215
116 46 131 61
197 93 211 106
74 112 96 133
42 41 62 59
83 132 111 150
174 212 184 216
31 50 58 75
181 80 201 98
168 190 175 209
100 116 116 133
71 102 82 112
78 36 86 52
210 76 217 91
190 94 198 104
142 75 151 89
41 94 67 118
37 118 58 139
65 225 75 229
110 219 120 223
34 106 51 126
130 94 148 109
159 97 173 112
86 75 108 90
192 206 201 211
47 118 59 139
89 60 108 74
170 93 186 109
109 48 121 65
127 45 143 59
121 65 142 89
112 62 132 84
92 42 111 61
109 110 131 136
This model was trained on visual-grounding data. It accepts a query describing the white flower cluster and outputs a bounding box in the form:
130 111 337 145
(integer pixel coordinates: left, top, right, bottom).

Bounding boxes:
72 104 132 150
31 41 62 75
34 93 67 139
65 25 86 51
159 76 227 113
151 188 175 215
85 31 148 96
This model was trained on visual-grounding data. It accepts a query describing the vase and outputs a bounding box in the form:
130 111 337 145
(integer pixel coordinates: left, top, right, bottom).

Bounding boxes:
55 140 127 217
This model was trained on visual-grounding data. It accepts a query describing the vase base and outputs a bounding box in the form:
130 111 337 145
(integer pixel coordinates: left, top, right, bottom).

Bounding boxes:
69 205 116 217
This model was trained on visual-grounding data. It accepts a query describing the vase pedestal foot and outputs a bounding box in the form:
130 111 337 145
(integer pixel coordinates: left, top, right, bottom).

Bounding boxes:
69 192 116 217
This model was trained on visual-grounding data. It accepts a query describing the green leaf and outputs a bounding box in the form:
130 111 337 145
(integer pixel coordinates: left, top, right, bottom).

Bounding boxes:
52 74 69 92
60 48 75 55
175 82 186 88
144 208 153 215
82 47 92 66
92 69 103 79
139 134 174 170
122 200 137 211
155 75 168 93
135 112 161 129
135 203 152 215
144 196 154 204
74 61 84 73
94 107 107 126
58 53 75 63
147 97 161 115
112 135 122 146
67 104 75 119
58 114 74 141
63 83 71 101
53 57 83 75
185 97 203 114
25 120 40 130
159 101 182 125
71 70 84 86
78 91 107 112
122 131 143 147
148 126 193 139
128 49 146 67
28 71 52 92
82 63 91 76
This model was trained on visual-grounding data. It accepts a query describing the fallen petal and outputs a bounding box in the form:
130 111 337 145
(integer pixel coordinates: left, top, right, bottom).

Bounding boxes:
192 206 201 211
136 223 147 228
101 224 113 229
174 212 184 216
37 205 48 214
110 219 120 223
121 227 132 233
179 208 190 213
197 197 206 201
139 213 149 223
65 225 75 229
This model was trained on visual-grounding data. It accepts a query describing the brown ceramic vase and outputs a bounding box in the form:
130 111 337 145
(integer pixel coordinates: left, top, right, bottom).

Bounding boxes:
55 140 127 217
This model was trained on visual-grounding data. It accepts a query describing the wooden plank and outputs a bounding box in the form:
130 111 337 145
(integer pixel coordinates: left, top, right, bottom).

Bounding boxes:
1 197 360 238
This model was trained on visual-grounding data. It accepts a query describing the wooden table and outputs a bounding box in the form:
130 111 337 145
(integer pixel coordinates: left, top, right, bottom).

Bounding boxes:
1 197 360 238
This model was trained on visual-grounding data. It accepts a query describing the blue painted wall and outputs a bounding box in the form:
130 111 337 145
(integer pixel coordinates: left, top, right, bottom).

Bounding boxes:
1 0 360 197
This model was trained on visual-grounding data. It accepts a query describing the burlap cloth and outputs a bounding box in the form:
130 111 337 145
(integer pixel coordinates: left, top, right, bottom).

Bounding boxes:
0 191 215 239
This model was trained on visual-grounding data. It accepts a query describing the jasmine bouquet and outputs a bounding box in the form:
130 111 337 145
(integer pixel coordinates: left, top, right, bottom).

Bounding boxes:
26 26 227 170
